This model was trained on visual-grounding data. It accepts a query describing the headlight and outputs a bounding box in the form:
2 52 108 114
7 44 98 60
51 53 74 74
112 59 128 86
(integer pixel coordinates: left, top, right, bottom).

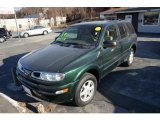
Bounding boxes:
31 71 65 82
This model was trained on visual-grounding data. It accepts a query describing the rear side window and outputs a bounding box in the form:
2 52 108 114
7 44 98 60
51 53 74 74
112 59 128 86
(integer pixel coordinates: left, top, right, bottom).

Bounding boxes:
117 23 128 39
125 22 135 34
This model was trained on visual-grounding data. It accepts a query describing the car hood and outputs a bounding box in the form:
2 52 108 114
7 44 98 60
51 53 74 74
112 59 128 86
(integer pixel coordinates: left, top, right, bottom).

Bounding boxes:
20 44 91 72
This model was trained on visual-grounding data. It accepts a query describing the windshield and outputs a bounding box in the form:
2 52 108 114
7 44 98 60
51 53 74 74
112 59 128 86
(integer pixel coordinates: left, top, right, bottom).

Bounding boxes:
54 25 102 47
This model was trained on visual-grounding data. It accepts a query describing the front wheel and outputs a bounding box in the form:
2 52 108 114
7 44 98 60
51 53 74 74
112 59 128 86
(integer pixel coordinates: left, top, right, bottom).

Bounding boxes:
122 48 134 67
23 33 29 38
74 73 97 106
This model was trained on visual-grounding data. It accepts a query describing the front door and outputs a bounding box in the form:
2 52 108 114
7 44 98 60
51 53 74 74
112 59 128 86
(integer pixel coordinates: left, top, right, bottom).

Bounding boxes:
101 25 122 77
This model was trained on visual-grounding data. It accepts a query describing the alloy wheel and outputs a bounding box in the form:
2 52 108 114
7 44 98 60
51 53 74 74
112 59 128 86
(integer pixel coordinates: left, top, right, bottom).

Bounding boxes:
129 49 134 64
80 80 95 102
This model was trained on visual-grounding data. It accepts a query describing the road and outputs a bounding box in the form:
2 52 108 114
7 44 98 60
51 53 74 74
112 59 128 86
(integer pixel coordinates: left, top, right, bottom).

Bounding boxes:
0 32 160 113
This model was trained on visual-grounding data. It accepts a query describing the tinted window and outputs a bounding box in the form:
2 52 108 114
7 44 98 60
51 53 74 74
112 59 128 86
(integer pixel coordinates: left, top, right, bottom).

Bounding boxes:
30 26 44 30
104 25 118 41
30 27 35 30
118 23 127 39
62 28 78 39
55 25 102 46
36 26 45 29
125 22 135 34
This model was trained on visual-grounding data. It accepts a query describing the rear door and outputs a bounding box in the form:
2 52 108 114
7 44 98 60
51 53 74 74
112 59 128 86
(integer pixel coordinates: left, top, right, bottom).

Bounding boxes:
117 23 130 56
36 26 45 34
101 24 122 76
28 26 38 35
125 22 137 43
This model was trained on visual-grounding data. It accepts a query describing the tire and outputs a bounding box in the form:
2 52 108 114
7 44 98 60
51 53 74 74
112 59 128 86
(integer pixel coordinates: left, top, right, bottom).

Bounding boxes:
23 33 29 38
43 31 48 35
0 37 5 43
122 48 134 67
73 73 97 106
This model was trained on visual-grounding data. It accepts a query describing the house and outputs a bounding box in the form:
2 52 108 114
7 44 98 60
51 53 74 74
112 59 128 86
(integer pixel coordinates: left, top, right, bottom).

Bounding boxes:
23 14 40 18
100 7 160 33
100 7 128 20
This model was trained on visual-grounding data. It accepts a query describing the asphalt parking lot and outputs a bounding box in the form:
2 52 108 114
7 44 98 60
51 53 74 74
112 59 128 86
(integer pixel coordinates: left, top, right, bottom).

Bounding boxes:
0 31 160 113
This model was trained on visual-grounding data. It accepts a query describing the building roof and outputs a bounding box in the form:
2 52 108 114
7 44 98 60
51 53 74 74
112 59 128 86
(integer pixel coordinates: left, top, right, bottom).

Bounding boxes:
115 7 160 14
100 7 128 15
101 7 160 15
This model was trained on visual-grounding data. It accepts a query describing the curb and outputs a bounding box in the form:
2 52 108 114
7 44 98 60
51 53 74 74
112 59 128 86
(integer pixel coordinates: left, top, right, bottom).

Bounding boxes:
0 93 27 113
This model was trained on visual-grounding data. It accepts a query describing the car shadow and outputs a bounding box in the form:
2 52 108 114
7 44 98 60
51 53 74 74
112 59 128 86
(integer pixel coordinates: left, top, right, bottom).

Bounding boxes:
59 66 160 113
98 66 160 113
0 52 38 104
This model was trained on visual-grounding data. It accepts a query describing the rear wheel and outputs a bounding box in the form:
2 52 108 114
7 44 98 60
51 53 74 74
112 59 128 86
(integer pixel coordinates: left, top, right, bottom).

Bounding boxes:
23 33 29 38
122 48 134 67
0 37 5 43
74 73 97 106
43 31 48 35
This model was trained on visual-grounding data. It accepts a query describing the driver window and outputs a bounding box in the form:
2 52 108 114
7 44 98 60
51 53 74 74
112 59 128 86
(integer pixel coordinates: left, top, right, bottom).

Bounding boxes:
104 25 118 42
34 26 38 29
30 27 36 30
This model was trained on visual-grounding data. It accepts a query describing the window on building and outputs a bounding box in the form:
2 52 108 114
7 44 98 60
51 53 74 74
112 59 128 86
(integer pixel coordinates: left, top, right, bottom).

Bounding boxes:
143 12 159 25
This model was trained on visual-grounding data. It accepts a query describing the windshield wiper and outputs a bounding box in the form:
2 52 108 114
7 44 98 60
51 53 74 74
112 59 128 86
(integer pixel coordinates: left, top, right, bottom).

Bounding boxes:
53 41 65 45
65 42 82 45
65 42 94 47
53 41 95 48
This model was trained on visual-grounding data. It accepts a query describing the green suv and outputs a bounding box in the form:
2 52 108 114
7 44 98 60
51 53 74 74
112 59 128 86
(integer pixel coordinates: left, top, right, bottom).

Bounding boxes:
16 20 137 106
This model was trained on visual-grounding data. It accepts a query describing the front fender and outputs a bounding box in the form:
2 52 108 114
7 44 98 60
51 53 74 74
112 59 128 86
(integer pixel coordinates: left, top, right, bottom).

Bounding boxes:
65 64 101 84
65 64 101 99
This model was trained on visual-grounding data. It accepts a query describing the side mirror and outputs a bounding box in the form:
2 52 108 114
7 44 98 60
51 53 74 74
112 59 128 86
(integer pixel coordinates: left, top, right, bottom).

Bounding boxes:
103 41 117 48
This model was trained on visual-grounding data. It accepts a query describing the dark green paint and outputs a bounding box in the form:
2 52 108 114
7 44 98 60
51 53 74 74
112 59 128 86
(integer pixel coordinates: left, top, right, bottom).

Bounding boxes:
18 20 137 102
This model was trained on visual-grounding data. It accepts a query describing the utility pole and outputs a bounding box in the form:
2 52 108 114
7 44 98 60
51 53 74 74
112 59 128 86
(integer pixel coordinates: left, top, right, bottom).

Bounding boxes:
14 8 20 41
90 8 93 19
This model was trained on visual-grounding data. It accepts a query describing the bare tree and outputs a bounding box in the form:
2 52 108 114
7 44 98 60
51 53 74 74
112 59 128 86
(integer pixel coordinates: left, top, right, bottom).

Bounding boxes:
16 7 110 24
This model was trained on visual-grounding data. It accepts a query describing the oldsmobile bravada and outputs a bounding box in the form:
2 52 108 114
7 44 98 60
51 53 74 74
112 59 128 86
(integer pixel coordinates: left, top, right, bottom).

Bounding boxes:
16 20 137 106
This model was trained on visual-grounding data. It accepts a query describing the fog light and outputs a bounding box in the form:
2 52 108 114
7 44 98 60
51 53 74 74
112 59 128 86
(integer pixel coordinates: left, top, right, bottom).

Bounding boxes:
55 88 69 94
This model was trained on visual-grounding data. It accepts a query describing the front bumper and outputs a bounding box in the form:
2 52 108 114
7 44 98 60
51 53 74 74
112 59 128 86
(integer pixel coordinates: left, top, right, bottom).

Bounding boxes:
16 68 77 103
